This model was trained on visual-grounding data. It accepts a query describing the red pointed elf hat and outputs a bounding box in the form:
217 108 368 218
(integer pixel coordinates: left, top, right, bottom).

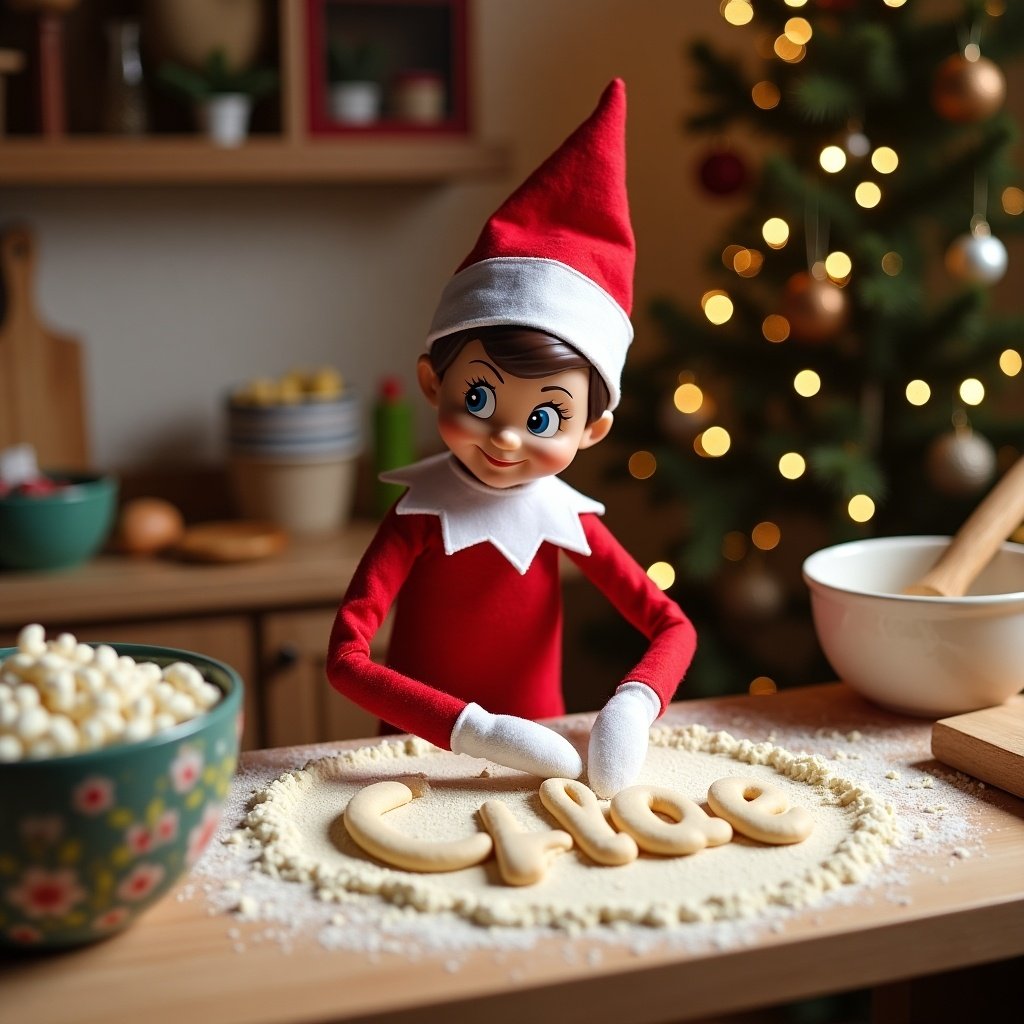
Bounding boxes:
427 79 635 410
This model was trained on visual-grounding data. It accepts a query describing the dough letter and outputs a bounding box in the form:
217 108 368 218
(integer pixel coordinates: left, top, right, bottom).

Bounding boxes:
344 780 493 872
478 799 573 886
539 778 638 866
706 777 814 845
609 785 733 855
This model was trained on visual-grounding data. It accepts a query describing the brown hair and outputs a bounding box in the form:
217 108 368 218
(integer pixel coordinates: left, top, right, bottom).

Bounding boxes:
428 326 611 424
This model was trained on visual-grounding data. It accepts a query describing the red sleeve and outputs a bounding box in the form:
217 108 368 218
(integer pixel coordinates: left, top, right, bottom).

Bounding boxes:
326 509 466 748
565 514 697 714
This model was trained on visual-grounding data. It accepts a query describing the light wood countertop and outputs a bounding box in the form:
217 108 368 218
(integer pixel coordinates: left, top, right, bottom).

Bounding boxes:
2 684 1023 1023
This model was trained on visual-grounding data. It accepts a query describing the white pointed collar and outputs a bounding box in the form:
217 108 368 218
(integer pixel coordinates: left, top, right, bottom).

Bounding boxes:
381 453 604 574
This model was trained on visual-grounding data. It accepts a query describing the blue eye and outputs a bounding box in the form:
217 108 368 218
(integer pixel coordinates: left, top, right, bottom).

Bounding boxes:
465 383 496 419
527 405 561 438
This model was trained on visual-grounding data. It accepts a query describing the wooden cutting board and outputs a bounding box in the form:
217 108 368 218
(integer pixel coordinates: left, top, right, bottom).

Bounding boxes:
931 696 1024 799
0 223 89 469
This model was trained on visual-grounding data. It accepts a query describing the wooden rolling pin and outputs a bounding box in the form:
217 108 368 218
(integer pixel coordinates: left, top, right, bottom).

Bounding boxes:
904 455 1024 596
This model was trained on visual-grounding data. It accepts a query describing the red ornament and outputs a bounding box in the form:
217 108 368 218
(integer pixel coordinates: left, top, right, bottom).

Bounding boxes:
697 148 748 197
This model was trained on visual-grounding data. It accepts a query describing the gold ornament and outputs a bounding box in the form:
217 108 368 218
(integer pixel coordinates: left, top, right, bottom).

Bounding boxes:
926 429 997 497
782 272 848 343
932 53 1006 123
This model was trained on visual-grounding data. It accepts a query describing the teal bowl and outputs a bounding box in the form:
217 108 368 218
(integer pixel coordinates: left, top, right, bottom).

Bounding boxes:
0 644 243 949
0 473 118 571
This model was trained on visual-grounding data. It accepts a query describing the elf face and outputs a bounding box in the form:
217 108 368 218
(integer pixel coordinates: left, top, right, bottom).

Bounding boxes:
417 338 613 489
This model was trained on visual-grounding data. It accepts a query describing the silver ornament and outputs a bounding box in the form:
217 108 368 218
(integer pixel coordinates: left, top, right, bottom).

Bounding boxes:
926 430 997 496
945 226 1008 285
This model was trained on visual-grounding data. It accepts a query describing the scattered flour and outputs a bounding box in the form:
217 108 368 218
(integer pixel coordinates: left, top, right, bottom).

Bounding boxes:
185 695 997 962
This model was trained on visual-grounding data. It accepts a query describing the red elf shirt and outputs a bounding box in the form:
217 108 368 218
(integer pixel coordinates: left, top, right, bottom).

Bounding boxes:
326 454 696 749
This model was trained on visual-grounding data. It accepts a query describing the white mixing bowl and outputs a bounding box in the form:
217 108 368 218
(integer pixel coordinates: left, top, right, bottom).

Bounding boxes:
802 535 1024 717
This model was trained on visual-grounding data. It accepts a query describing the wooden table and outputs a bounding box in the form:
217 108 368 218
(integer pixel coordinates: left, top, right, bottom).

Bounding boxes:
2 684 1023 1024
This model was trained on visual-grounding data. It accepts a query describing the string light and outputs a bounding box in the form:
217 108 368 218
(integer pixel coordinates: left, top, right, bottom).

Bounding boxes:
752 521 781 550
752 81 781 110
778 452 806 479
784 0 808 7
647 561 676 590
1002 187 1024 215
773 36 806 63
819 145 847 173
722 244 744 268
959 378 985 405
793 369 821 397
824 251 852 281
762 217 790 248
881 252 903 276
999 349 1022 376
762 314 790 342
749 676 778 696
628 451 657 479
733 248 764 277
721 0 754 27
848 495 876 522
722 531 747 561
698 426 731 457
701 290 734 325
985 0 1006 16
905 380 931 406
855 182 882 208
784 18 813 45
674 382 704 413
870 147 899 174
883 0 908 7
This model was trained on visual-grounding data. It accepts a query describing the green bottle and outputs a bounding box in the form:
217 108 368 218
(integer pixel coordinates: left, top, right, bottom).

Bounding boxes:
374 376 416 516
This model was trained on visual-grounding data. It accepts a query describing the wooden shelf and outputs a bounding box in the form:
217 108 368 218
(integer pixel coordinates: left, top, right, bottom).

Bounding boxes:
0 135 508 185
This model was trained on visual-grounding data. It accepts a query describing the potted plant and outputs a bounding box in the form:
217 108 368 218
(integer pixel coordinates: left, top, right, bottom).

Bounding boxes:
327 39 384 125
157 48 277 147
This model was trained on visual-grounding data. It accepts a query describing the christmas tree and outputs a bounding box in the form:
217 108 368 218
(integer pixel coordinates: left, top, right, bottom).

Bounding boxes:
616 0 1024 698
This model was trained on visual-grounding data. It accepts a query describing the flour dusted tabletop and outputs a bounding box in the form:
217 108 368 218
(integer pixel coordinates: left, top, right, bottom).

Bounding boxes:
3 685 1023 1024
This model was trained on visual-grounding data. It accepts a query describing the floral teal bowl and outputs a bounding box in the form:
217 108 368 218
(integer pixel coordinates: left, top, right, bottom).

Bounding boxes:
0 644 242 949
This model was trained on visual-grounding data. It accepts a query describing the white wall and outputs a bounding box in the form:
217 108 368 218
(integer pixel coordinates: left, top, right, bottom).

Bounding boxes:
4 0 727 471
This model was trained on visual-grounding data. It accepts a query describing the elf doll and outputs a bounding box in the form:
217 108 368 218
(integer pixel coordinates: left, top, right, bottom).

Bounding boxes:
327 79 696 798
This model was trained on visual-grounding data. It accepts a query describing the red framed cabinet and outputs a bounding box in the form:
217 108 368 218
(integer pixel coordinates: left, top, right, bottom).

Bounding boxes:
306 0 469 136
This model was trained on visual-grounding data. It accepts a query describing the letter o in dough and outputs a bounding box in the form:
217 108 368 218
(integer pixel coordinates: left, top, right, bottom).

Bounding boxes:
609 785 733 855
344 780 493 872
706 776 814 845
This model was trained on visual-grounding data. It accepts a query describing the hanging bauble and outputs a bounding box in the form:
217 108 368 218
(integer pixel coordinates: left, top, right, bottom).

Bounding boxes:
932 53 1006 123
945 223 1008 285
715 564 786 622
926 429 997 497
697 147 749 197
781 272 848 343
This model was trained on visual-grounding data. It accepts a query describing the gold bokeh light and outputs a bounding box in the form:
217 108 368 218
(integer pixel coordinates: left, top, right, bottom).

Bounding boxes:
779 452 806 479
700 426 732 457
881 252 903 276
762 314 790 343
819 145 847 173
674 382 704 414
870 147 899 174
702 290 735 325
824 251 852 281
721 0 754 27
848 494 876 523
628 451 657 479
752 521 781 550
794 369 821 397
999 349 1022 376
905 380 931 406
762 217 790 248
752 81 781 110
959 378 985 405
855 181 882 208
647 561 676 591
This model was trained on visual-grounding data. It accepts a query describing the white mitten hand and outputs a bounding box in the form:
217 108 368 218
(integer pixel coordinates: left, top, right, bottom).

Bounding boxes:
587 682 660 799
450 703 583 779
